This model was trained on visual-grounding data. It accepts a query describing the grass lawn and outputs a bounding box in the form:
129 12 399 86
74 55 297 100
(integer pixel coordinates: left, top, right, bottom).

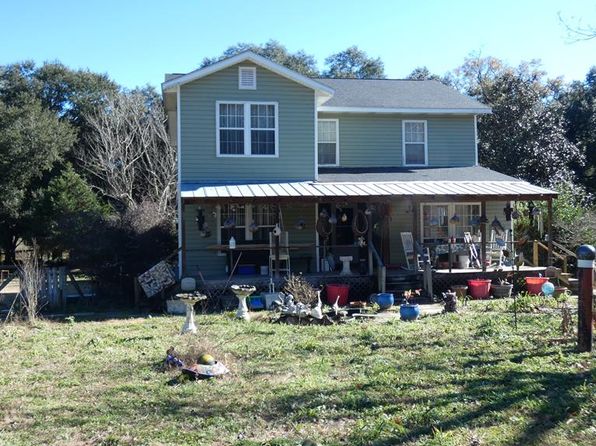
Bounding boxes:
0 300 594 446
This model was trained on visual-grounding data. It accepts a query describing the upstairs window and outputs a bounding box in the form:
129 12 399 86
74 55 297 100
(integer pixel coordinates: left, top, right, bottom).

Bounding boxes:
217 101 278 157
403 120 427 166
219 103 245 155
318 119 339 166
238 66 256 89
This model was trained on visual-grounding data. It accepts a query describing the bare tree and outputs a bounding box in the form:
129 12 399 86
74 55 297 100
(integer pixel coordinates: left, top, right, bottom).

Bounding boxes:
559 12 596 42
79 91 177 216
6 244 45 323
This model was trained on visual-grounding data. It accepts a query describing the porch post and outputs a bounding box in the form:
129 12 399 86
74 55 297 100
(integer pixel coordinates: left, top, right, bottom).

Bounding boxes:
274 204 280 279
367 209 373 275
180 200 186 276
481 200 487 273
547 198 553 265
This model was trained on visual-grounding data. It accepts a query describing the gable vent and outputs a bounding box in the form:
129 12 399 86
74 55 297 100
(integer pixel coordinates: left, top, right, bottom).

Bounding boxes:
239 66 256 90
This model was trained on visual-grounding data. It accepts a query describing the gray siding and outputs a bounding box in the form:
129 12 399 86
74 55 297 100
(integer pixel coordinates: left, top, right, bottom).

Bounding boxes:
318 113 476 168
180 62 316 183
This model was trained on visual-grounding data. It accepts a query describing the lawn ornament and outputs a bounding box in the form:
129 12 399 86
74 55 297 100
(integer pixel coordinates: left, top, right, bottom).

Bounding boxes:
541 281 555 296
230 285 256 320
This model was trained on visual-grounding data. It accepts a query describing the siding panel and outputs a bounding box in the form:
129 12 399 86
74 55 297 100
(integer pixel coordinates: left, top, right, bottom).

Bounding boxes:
318 113 476 168
180 62 315 183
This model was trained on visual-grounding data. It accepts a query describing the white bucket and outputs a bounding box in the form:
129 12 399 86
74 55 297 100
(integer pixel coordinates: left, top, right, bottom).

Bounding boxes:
260 265 268 276
458 254 469 269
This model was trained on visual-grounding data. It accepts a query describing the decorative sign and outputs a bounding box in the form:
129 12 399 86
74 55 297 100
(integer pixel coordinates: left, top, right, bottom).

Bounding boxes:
138 261 176 298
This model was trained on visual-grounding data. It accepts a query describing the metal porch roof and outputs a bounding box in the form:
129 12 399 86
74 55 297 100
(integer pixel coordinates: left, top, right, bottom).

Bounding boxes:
181 179 556 201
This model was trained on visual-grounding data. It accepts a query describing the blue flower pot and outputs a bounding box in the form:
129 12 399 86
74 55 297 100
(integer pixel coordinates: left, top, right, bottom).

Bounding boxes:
375 293 394 310
400 304 420 321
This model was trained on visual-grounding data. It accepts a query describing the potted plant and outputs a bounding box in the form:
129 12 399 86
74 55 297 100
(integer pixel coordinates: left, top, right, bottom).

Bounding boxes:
400 289 421 321
491 271 514 298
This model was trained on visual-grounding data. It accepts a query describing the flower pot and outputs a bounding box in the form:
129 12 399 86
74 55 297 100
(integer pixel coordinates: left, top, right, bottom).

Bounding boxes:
467 279 492 300
553 286 570 300
451 285 468 299
400 304 420 321
326 284 350 306
491 283 513 298
525 277 549 295
375 293 394 310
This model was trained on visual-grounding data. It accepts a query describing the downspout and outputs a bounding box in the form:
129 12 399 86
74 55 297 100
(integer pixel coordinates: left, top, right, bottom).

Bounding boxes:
474 114 479 166
176 85 183 278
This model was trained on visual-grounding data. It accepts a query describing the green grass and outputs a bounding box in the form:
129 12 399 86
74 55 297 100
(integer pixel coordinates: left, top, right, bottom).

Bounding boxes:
0 301 594 446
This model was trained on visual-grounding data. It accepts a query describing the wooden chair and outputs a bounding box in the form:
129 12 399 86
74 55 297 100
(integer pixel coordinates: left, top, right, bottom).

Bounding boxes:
269 231 291 275
400 232 427 270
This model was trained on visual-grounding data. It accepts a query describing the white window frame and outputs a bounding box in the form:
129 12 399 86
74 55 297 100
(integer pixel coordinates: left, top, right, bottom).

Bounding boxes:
419 202 481 243
216 101 279 158
216 204 276 253
317 118 339 167
402 120 428 167
238 66 256 90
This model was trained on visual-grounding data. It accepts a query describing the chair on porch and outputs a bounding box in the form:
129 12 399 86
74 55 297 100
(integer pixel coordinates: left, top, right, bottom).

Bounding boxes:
489 230 509 267
269 231 291 275
400 232 428 270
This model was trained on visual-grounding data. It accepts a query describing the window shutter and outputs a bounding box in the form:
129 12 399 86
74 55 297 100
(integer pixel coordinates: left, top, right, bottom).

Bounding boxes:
239 67 256 89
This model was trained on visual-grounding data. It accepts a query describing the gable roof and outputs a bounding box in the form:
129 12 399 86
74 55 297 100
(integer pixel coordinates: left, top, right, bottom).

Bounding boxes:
316 78 491 114
161 51 335 96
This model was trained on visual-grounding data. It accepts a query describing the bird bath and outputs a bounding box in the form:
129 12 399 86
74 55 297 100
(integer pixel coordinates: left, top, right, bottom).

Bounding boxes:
176 293 206 334
230 285 256 321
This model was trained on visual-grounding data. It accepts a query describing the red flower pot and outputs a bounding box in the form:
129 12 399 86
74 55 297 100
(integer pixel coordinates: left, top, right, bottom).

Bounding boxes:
525 277 549 295
467 279 492 299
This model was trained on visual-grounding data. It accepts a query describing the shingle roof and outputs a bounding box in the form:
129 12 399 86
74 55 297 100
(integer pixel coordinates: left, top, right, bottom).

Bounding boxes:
317 166 515 183
315 78 491 112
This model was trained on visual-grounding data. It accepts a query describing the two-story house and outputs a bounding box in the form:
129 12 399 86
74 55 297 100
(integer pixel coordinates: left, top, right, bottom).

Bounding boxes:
162 51 556 292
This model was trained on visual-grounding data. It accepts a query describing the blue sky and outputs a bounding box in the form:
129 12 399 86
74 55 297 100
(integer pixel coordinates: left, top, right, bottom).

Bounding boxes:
2 0 595 89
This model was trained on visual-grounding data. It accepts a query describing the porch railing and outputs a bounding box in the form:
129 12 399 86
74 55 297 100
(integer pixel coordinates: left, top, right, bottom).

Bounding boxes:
532 240 576 273
368 241 386 293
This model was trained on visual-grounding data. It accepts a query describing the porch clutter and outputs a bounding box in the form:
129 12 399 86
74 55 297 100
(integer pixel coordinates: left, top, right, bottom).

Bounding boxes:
339 256 353 275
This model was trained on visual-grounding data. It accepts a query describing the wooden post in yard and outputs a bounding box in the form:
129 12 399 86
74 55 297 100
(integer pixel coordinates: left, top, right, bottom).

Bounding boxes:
547 198 553 266
481 201 487 273
576 244 594 353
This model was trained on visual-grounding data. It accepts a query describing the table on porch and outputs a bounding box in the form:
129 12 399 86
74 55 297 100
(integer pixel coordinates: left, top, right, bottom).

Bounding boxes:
206 243 314 276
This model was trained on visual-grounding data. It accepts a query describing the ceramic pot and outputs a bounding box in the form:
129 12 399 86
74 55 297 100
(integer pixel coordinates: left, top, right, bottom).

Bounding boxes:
375 293 394 310
400 304 420 321
491 283 513 298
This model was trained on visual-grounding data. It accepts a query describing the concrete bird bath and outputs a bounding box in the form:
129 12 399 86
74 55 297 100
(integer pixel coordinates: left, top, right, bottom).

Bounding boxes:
176 293 206 334
230 285 256 321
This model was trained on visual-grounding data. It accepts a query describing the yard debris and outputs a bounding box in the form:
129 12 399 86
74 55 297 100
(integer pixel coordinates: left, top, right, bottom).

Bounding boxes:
164 346 229 379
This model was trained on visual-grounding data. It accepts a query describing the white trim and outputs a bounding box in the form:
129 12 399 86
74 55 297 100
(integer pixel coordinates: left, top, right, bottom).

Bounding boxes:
318 106 491 114
419 202 482 243
176 85 182 278
238 66 256 90
162 51 334 96
474 114 479 166
578 259 595 268
314 92 318 180
402 120 428 167
317 118 340 167
215 100 279 158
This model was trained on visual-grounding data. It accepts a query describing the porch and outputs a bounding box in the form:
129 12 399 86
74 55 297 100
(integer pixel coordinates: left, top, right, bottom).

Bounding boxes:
179 166 558 299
